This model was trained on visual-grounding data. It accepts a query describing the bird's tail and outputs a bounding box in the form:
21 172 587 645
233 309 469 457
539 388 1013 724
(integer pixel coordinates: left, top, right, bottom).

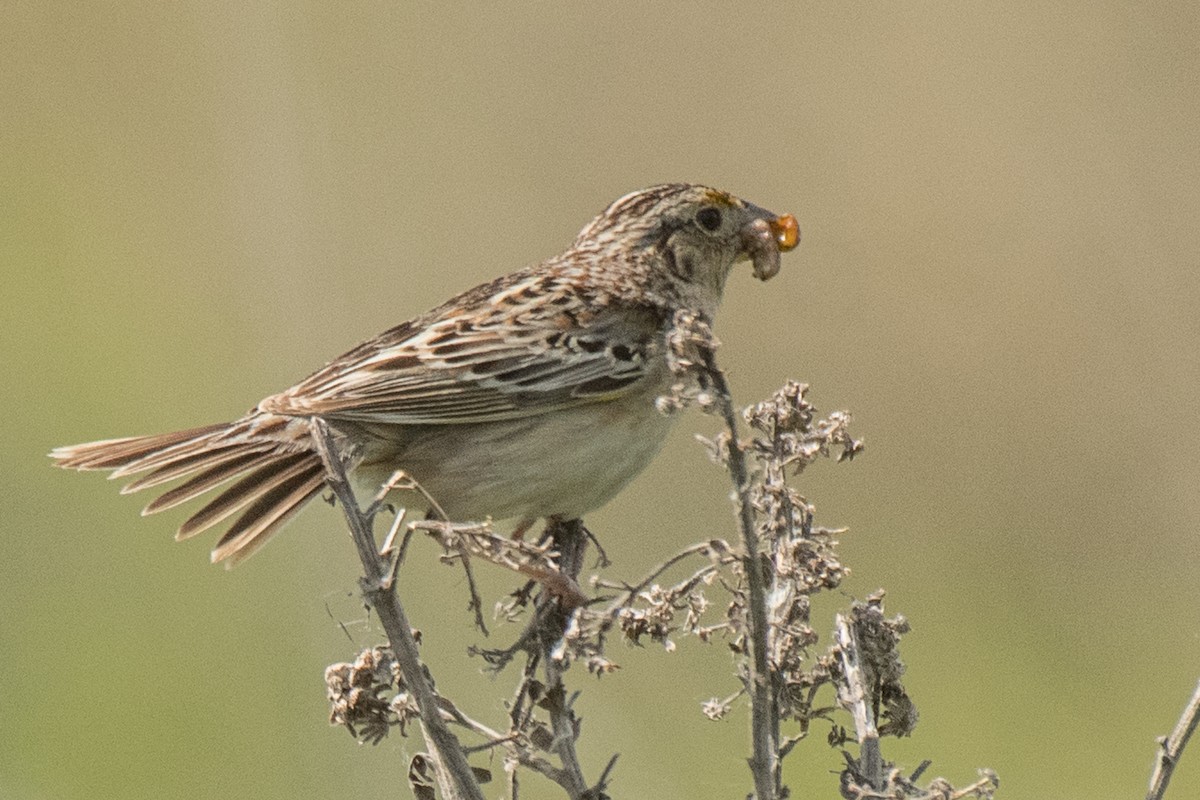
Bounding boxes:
51 414 328 566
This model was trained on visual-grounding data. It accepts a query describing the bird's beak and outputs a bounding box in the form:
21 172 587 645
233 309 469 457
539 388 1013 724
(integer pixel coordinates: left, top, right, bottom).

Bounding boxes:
741 210 800 281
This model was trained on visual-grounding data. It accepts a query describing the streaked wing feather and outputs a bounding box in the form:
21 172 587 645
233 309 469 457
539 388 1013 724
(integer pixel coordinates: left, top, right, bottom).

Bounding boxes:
263 304 661 425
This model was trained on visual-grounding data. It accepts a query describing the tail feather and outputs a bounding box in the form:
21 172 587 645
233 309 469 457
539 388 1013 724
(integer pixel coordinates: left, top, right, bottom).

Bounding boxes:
120 445 268 495
50 424 229 471
108 431 241 480
139 451 279 514
51 415 329 565
212 464 327 565
175 453 315 540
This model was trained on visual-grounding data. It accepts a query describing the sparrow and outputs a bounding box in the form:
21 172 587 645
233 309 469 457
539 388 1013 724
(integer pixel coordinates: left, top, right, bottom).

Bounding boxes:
52 183 799 565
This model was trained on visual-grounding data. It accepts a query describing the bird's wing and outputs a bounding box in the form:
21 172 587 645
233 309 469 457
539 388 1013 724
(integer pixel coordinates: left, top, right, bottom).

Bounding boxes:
261 291 664 426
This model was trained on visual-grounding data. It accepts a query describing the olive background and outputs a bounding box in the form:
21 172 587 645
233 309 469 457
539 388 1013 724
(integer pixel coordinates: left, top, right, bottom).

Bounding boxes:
4 4 1199 799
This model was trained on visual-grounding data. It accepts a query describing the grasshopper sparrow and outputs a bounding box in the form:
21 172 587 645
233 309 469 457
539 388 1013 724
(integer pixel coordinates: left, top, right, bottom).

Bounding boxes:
52 184 800 565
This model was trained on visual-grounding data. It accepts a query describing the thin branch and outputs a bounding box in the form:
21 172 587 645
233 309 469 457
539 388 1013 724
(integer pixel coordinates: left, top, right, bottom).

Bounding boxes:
945 772 1000 800
310 418 485 800
473 608 545 673
592 753 622 798
596 541 719 605
589 541 726 650
700 345 780 800
437 696 506 742
1147 677 1200 800
835 612 883 792
386 473 490 635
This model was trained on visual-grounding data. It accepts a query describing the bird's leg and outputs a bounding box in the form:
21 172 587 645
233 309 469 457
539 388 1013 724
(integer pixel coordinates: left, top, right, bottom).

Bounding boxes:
533 517 590 796
362 469 408 521
510 516 537 541
378 509 410 591
580 522 610 568
537 517 589 620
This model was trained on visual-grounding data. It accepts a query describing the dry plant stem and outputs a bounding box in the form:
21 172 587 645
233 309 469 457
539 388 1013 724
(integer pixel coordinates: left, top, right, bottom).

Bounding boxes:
440 673 576 792
835 613 883 791
539 519 591 798
596 541 715 600
1147 677 1200 800
510 659 557 795
700 347 780 800
310 419 485 800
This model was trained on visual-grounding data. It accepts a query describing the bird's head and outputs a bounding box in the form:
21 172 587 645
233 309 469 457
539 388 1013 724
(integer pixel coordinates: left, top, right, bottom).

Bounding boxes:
572 184 799 304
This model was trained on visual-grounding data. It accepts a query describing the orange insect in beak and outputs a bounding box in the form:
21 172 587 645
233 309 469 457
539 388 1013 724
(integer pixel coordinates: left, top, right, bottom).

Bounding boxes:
769 213 800 252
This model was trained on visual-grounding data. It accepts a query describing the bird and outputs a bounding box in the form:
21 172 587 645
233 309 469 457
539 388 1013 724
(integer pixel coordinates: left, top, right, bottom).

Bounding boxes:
51 183 800 566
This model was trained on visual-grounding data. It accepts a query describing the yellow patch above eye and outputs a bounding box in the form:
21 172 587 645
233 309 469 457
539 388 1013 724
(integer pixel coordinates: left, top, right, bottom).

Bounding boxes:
702 189 738 207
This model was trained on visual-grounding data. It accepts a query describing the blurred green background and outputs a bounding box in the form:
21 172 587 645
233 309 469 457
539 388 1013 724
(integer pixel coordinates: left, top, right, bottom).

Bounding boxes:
4 3 1198 798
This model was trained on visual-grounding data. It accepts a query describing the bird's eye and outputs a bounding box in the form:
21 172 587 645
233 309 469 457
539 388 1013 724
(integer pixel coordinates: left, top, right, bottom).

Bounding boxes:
696 207 722 232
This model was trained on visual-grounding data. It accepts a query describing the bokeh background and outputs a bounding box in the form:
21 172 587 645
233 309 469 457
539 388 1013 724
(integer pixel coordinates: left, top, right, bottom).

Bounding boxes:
4 3 1199 798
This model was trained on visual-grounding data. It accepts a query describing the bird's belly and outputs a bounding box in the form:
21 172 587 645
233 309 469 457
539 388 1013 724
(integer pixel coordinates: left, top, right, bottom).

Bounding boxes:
352 400 676 524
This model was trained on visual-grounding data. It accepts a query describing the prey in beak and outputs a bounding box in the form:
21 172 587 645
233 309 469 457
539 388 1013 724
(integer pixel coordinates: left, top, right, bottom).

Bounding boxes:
742 212 800 281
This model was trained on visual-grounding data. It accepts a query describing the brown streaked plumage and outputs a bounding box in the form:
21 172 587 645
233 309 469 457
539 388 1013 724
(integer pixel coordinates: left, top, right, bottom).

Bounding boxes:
51 184 800 565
